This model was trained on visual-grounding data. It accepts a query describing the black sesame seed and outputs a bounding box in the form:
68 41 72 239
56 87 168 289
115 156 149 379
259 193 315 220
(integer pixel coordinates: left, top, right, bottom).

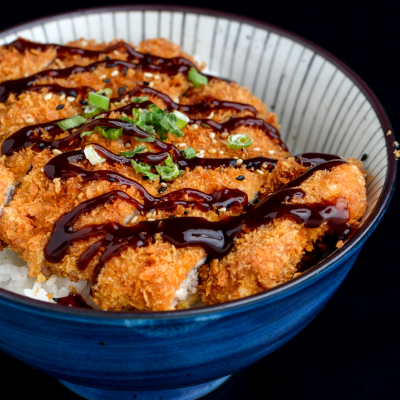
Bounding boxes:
158 186 167 194
106 63 116 68
123 66 128 76
229 115 235 120
183 92 188 97
217 210 220 216
56 104 64 110
108 178 116 182
79 100 88 105
105 56 110 60
361 153 368 161
68 90 77 98
184 211 189 215
103 78 111 83
246 162 253 169
143 81 149 86
123 85 129 90
142 176 149 180
236 175 245 181
146 57 152 64
57 91 65 96
168 215 175 218
52 297 61 303
254 199 260 204
118 87 125 96
226 202 233 210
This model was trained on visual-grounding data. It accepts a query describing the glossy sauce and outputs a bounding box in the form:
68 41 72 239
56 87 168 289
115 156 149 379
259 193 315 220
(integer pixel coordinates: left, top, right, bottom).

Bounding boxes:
54 293 91 309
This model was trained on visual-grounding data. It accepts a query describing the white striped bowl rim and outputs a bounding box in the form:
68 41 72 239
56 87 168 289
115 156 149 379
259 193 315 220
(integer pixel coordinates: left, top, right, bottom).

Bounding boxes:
0 5 396 317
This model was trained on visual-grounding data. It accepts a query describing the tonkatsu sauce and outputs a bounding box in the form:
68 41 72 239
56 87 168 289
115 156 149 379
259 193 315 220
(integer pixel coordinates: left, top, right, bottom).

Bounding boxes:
54 293 91 309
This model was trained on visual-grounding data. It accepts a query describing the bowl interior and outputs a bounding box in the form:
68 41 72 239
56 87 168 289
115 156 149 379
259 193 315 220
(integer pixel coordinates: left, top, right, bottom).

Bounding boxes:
0 6 395 315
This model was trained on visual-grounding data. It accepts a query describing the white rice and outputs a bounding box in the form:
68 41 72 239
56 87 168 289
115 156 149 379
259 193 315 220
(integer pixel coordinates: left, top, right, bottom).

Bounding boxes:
0 248 91 304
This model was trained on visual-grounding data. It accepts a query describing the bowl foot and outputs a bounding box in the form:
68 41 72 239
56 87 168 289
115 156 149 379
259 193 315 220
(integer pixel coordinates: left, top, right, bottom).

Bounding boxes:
60 376 231 400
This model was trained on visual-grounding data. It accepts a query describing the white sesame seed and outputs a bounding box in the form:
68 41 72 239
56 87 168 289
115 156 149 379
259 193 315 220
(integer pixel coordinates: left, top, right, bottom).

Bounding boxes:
147 218 156 221
111 70 119 77
99 74 107 80
125 143 131 148
256 169 264 175
219 150 224 155
208 132 216 139
161 182 167 187
208 111 215 119
220 132 229 139
212 139 217 144
173 97 180 103
143 72 154 78
149 82 154 88
253 147 261 151
40 168 44 172
81 40 88 47
262 162 270 168
131 216 138 224
218 207 227 212
145 212 154 219
199 149 205 154
233 156 239 160
25 118 35 124
52 149 62 155
113 50 120 55
154 74 160 80
67 96 75 102
44 93 53 100
208 148 217 154
178 143 187 148
268 150 275 154
59 94 66 100
197 153 204 158
191 124 199 130
236 159 243 165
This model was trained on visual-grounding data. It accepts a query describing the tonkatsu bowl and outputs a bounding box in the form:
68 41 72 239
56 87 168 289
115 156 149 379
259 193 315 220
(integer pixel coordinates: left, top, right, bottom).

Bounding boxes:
0 5 396 400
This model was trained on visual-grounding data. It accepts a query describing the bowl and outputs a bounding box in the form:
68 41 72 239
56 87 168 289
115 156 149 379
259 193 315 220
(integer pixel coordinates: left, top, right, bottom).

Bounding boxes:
0 5 396 400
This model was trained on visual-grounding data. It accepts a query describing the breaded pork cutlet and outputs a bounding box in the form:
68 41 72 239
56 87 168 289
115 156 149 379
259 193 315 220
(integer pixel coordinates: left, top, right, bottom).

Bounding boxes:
198 161 367 305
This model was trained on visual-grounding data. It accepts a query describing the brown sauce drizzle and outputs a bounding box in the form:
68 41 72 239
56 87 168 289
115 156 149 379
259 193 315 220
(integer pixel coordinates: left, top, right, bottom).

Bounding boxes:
44 160 349 283
53 293 91 309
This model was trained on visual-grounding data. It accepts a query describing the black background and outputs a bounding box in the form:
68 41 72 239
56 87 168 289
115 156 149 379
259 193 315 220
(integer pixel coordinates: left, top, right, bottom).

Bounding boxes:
0 1 399 399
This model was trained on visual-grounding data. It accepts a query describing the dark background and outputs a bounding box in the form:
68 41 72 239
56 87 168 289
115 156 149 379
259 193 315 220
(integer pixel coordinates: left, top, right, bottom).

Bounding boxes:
0 1 399 399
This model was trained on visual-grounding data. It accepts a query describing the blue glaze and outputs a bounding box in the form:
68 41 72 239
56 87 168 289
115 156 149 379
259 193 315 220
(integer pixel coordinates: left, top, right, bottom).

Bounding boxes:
0 245 362 400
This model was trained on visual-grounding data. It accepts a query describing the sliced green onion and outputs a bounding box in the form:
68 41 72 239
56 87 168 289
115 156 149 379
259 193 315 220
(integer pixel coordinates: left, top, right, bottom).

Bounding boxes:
80 129 95 138
131 159 158 181
155 154 182 181
188 67 208 87
56 115 87 131
84 104 103 118
225 133 253 149
172 110 190 130
134 136 155 143
88 92 110 111
201 123 211 128
131 96 148 103
84 145 105 165
120 115 136 124
181 146 196 159
97 88 112 98
97 127 124 140
119 146 146 158
160 114 184 138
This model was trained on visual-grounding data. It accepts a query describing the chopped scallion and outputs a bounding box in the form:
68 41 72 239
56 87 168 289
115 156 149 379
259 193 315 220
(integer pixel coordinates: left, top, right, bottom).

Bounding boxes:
155 154 182 181
188 67 208 87
84 104 103 118
84 145 105 165
225 133 253 149
172 110 190 130
56 115 87 131
131 159 158 181
180 146 196 159
119 147 146 157
134 136 156 143
97 127 124 140
88 92 110 111
131 96 148 103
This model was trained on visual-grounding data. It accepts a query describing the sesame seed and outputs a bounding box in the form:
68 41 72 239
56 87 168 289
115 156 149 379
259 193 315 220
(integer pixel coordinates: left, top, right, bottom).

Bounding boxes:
99 74 107 80
56 104 64 110
197 153 204 158
44 93 53 100
123 66 128 76
199 149 205 154
105 56 110 60
236 159 243 165
161 182 167 187
253 147 261 151
67 96 75 102
268 150 275 154
131 216 138 224
25 118 35 124
147 218 156 221
154 74 160 80
111 70 119 77
52 149 62 155
256 169 264 175
158 186 167 194
108 177 116 182
218 207 227 212
106 63 116 68
145 212 153 219
173 97 180 103
118 87 125 96
246 162 253 168
178 143 187 148
220 132 229 139
143 81 149 86
208 132 216 139
144 72 154 78
262 162 270 168
81 40 88 47
208 111 215 119
184 211 189 215
361 153 368 161
103 78 111 83
79 100 88 105
209 149 217 154
149 82 154 88
236 175 245 181
191 124 198 130
69 90 77 98
219 150 224 155
212 139 217 144
59 94 66 100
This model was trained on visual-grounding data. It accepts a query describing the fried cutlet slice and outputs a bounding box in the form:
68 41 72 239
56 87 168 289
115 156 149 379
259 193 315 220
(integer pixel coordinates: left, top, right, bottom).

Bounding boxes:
198 162 367 305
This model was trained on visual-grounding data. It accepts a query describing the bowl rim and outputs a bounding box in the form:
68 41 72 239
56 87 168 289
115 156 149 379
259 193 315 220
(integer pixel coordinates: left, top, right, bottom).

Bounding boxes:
0 4 397 320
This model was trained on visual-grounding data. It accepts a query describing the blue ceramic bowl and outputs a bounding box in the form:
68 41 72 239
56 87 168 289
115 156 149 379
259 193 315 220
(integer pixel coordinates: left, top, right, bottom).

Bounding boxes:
0 6 396 400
